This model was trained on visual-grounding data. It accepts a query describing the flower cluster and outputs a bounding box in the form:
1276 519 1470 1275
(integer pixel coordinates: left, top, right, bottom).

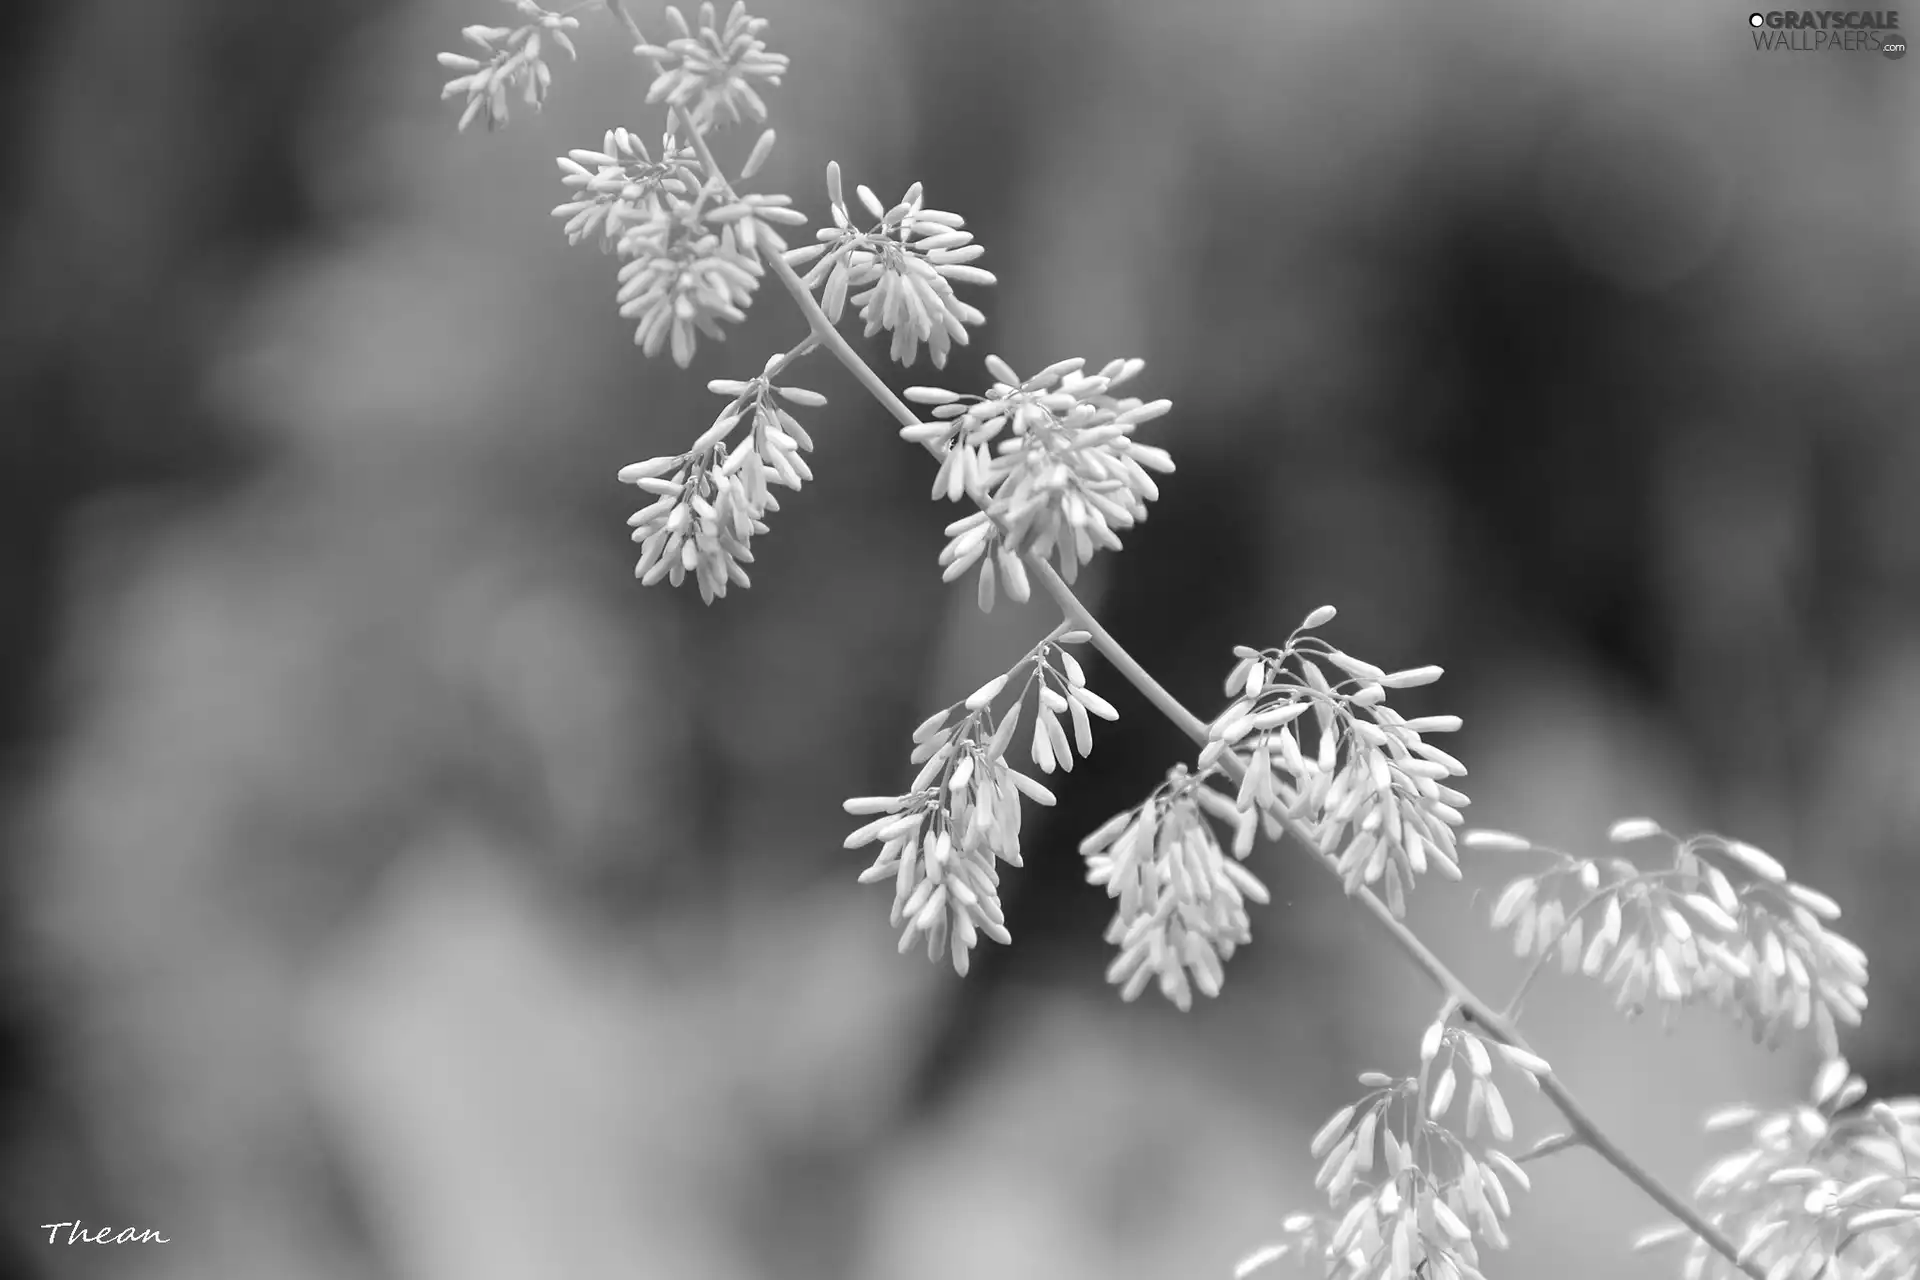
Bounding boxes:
437 0 580 133
843 630 1129 972
1201 605 1469 917
1014 635 1119 774
635 1 788 131
938 510 1032 613
1634 1060 1920 1280
843 671 1077 975
613 203 764 366
1081 765 1271 1010
784 164 991 368
540 10 798 365
1237 1018 1544 1280
618 351 823 600
1479 820 1869 1057
912 356 1175 592
563 131 801 362
554 128 704 251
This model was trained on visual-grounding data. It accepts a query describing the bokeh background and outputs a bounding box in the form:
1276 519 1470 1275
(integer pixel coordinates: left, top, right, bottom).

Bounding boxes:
2 0 1916 1276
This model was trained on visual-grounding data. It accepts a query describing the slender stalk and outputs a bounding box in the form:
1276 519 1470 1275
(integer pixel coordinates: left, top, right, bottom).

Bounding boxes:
1501 885 1612 1022
603 3 1758 1272
1518 1131 1584 1165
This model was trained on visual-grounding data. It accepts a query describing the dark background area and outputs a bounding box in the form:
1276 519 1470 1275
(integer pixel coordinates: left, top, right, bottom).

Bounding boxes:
0 1 1915 1277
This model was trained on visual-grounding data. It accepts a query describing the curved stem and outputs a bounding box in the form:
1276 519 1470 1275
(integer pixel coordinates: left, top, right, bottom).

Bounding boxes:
599 5 1758 1273
1502 885 1613 1022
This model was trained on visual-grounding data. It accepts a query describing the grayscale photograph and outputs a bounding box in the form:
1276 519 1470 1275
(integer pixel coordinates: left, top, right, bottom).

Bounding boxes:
1 2 1915 1278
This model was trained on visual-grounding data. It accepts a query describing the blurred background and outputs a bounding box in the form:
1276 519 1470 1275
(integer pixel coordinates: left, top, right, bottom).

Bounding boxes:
2 0 1916 1276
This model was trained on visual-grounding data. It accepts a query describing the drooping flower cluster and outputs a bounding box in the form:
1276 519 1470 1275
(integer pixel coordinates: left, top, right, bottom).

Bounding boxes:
1023 640 1118 773
1237 1018 1544 1280
940 508 1031 613
1478 820 1869 1056
1081 765 1271 1010
619 352 823 600
1200 605 1470 917
437 0 580 133
634 2 789 131
848 640 1105 971
912 356 1175 592
1634 1059 1920 1280
784 164 992 368
613 203 765 366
